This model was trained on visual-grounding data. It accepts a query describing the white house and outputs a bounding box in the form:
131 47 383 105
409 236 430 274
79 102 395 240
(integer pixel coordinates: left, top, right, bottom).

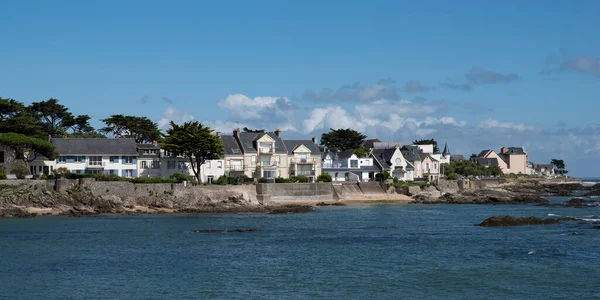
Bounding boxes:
152 147 225 183
321 151 378 182
370 142 414 181
30 138 139 178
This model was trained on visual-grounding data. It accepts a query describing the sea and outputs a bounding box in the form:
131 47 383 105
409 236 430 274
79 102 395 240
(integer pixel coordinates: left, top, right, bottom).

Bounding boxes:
1 194 599 299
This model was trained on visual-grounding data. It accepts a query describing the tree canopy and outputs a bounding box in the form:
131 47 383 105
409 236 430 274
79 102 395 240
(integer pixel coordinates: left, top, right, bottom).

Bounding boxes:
442 160 503 177
100 114 162 143
320 128 367 151
242 127 265 133
413 138 439 152
162 121 224 182
551 159 567 175
0 97 104 139
0 133 58 167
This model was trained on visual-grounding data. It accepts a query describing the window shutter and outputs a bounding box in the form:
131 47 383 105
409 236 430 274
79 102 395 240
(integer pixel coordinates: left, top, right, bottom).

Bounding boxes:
132 170 137 177
132 156 137 164
121 156 126 163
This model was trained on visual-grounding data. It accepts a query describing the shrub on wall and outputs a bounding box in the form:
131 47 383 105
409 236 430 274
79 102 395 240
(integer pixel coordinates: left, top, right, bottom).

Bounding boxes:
131 177 177 184
375 171 391 181
0 167 7 180
317 173 332 182
53 167 71 178
214 175 229 185
293 175 309 183
446 173 459 180
11 166 28 179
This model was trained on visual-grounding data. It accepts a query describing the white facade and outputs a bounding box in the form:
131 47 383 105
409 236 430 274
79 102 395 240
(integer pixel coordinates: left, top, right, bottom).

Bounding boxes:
159 155 225 183
322 152 375 182
32 155 139 178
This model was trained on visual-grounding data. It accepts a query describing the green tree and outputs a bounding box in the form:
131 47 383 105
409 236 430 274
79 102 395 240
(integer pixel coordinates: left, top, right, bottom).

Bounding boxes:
0 133 58 169
242 127 265 133
320 128 367 151
317 173 332 182
0 98 46 138
100 114 162 143
551 159 567 175
30 98 77 136
413 138 439 152
162 121 224 183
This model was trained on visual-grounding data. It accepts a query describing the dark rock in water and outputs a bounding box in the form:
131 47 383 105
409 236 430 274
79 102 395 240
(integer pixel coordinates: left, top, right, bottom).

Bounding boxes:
192 228 260 233
477 215 560 227
269 205 314 214
0 208 36 218
438 189 547 205
593 226 600 229
62 209 97 217
564 198 600 208
316 202 346 206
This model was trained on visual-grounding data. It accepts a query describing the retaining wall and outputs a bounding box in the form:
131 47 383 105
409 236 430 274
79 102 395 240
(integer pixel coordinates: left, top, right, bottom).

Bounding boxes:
257 183 334 202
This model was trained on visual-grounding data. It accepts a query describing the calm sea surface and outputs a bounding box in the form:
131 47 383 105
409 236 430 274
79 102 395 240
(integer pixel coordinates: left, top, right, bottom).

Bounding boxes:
1 195 599 299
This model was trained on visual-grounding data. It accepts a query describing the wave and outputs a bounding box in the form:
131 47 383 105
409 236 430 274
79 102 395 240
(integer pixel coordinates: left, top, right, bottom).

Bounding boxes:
548 213 560 217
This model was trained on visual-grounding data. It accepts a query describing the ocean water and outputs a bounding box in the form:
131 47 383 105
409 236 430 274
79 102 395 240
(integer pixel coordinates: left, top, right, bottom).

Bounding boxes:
1 196 600 299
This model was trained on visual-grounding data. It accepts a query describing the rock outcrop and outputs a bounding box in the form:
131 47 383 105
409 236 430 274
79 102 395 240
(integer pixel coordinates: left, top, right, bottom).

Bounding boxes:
477 216 560 227
413 188 547 204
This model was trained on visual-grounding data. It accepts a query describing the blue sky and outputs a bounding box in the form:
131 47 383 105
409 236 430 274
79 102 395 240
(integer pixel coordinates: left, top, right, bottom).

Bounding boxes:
1 1 599 176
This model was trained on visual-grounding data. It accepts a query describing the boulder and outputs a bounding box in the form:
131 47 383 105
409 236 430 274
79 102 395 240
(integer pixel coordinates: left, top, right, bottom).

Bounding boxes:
477 216 560 227
0 207 36 218
564 198 600 208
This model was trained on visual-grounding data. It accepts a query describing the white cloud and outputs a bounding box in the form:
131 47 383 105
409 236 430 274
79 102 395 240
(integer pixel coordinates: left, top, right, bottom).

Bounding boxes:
477 118 536 131
218 93 293 120
157 106 195 130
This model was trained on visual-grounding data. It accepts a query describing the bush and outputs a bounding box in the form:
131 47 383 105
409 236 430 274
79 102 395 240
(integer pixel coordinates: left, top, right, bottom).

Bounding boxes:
375 171 391 181
94 174 129 182
41 174 55 180
11 166 29 179
393 176 399 184
275 177 289 183
53 167 71 178
293 175 309 183
0 167 7 180
131 177 176 184
317 173 332 182
258 177 269 183
68 173 97 179
446 173 459 180
214 175 229 185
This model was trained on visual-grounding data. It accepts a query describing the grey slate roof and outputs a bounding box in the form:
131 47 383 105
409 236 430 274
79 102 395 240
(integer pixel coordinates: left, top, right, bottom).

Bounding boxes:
450 154 465 162
373 142 403 149
220 135 242 155
283 140 321 155
137 143 161 158
52 138 138 155
504 147 526 155
477 150 493 158
401 145 421 162
361 139 381 149
474 158 499 166
442 143 450 156
236 132 288 154
371 148 397 169
420 153 438 162
337 151 355 160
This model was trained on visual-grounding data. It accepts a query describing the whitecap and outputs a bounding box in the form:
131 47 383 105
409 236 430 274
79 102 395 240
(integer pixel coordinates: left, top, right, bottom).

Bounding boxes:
528 251 536 255
548 214 560 217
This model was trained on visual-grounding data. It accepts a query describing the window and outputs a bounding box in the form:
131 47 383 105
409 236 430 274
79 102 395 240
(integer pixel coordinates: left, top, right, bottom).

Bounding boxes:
217 161 223 169
263 170 276 179
30 166 35 175
251 156 256 164
276 156 280 165
58 156 67 163
350 160 358 168
39 166 42 172
178 161 187 169
124 170 133 178
207 175 214 183
260 157 271 166
108 170 117 175
141 161 148 169
426 163 430 170
395 158 401 166
0 151 4 163
124 156 134 164
168 161 176 169
75 156 83 163
89 156 102 166
110 156 119 163
151 160 160 169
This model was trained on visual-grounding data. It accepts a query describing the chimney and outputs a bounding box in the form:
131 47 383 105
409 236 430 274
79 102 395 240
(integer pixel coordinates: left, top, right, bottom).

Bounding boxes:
500 147 509 154
312 137 317 144
233 128 240 138
274 129 281 137
152 140 158 145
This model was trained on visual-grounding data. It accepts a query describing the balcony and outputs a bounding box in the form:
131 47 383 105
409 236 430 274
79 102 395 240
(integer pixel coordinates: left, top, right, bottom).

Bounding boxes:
258 147 274 155
256 161 277 167
229 165 245 171
322 162 359 169
86 161 105 169
292 170 315 176
290 157 318 165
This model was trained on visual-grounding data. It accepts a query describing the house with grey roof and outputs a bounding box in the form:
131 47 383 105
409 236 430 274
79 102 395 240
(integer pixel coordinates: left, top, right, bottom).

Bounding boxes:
321 150 378 182
283 137 322 181
231 128 290 180
30 138 139 178
532 163 555 177
370 143 413 181
220 134 245 178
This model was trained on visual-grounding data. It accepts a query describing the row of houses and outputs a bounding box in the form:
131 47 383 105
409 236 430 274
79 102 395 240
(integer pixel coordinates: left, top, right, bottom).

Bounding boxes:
1 128 554 181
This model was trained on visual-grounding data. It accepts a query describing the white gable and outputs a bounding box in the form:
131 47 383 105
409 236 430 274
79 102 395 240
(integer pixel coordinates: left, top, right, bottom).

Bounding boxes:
293 144 311 153
257 134 274 143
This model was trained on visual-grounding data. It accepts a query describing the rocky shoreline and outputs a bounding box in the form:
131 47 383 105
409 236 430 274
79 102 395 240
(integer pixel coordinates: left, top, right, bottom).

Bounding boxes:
0 180 596 218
